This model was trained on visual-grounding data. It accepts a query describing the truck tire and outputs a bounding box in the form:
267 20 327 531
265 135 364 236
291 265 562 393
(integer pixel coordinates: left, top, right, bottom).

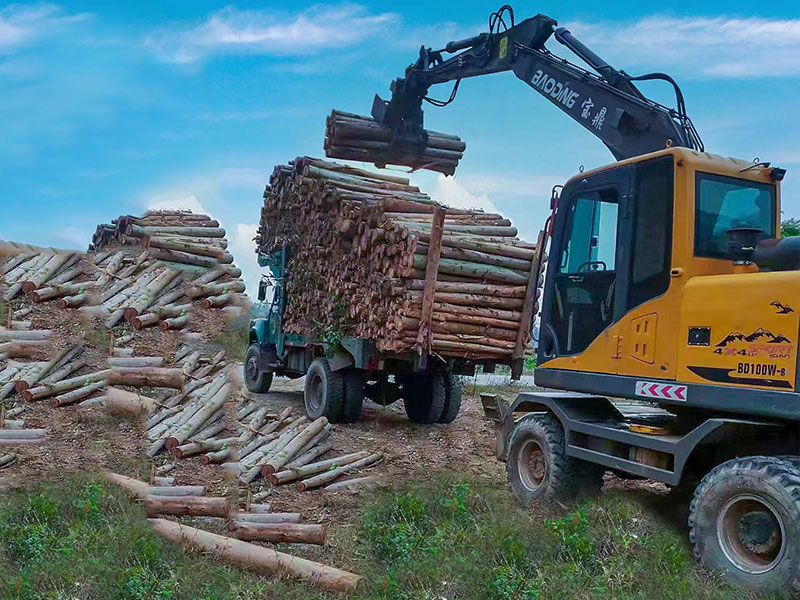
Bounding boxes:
438 372 462 424
506 413 584 505
689 456 800 593
244 344 273 393
403 373 446 424
340 369 365 423
304 358 344 422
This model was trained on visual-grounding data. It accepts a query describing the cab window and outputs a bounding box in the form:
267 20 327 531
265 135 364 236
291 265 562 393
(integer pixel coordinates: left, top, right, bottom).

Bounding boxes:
695 172 776 259
560 190 619 274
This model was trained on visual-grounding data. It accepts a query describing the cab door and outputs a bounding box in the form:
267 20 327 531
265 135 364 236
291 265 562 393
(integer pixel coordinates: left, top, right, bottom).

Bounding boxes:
538 166 632 365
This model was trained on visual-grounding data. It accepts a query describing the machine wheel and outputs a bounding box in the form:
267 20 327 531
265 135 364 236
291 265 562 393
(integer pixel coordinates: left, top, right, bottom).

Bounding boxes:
244 344 273 393
304 358 344 422
438 372 462 424
506 413 585 505
403 373 446 424
340 369 365 423
689 456 800 593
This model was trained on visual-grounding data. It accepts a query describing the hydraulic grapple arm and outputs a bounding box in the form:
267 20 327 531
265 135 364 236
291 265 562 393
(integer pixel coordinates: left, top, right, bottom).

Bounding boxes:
372 7 703 163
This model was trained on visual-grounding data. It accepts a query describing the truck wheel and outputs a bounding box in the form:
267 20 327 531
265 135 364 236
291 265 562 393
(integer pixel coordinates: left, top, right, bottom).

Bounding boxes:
689 456 800 593
244 344 273 393
506 413 583 505
340 369 365 423
403 373 446 424
304 358 344 422
438 373 462 424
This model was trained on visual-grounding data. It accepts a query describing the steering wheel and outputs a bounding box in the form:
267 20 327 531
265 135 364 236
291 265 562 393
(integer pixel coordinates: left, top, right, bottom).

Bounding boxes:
577 261 607 272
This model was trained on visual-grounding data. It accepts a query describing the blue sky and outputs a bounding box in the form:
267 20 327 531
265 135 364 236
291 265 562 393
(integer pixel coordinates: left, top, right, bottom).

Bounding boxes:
2 1 799 293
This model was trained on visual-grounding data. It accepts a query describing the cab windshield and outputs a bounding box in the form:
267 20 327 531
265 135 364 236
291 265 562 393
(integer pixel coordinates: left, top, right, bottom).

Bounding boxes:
694 172 776 259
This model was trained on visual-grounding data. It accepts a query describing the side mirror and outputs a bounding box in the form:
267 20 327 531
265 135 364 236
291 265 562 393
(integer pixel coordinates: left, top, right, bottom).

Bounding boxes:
257 279 268 302
725 226 764 264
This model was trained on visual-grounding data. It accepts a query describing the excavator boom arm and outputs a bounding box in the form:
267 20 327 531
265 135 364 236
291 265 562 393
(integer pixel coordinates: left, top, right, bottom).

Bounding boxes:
373 10 702 161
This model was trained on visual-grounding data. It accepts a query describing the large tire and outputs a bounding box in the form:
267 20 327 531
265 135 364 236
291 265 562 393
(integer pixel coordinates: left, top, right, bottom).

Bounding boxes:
505 413 586 505
244 344 273 393
340 369 365 423
304 358 344 422
438 372 462 424
403 373 446 424
689 456 800 594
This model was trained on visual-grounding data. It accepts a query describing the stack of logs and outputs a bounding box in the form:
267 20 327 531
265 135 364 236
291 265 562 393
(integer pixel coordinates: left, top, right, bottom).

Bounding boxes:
324 110 466 176
256 157 538 362
144 345 233 458
90 210 235 270
1 211 247 331
233 403 382 489
104 471 362 593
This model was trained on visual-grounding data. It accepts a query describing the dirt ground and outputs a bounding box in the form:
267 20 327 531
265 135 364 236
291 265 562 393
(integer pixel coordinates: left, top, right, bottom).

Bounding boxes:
238 374 513 519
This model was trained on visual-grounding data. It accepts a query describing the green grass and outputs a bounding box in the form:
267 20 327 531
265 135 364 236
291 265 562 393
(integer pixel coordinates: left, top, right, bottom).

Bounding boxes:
0 474 788 600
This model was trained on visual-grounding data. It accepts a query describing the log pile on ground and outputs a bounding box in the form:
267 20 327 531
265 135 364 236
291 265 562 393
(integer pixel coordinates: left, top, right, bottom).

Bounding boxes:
236 400 382 490
324 110 465 176
145 345 234 459
256 157 538 361
0 343 107 409
104 471 361 592
2 247 93 307
0 210 247 332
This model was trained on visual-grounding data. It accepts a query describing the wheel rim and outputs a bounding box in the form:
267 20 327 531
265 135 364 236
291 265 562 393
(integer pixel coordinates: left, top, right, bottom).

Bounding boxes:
306 373 324 412
716 493 786 574
517 439 547 492
245 355 259 382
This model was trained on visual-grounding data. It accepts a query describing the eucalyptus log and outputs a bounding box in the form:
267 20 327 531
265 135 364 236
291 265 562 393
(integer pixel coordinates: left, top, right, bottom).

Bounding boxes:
232 522 326 546
145 495 230 518
296 453 382 491
108 367 184 389
147 519 362 593
270 451 371 486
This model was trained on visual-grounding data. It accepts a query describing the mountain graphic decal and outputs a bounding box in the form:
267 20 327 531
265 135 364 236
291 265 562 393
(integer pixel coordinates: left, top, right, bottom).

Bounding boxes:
744 328 775 342
716 332 747 347
716 328 793 347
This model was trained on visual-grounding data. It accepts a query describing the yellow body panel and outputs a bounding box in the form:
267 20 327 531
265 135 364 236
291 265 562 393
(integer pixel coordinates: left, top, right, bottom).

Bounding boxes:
678 272 799 391
543 147 794 393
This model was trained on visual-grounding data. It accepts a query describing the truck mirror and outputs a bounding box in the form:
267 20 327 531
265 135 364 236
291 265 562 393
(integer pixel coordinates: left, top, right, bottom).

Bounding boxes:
258 279 267 302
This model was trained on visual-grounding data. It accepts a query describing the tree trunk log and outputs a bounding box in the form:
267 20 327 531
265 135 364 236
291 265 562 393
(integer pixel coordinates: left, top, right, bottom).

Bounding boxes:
147 518 362 593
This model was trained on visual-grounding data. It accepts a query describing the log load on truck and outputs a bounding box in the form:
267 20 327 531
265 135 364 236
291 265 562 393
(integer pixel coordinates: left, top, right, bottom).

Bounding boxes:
245 156 541 425
324 4 800 594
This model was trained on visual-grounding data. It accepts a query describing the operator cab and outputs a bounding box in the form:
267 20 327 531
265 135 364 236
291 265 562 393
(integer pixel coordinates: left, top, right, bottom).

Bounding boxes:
536 148 796 408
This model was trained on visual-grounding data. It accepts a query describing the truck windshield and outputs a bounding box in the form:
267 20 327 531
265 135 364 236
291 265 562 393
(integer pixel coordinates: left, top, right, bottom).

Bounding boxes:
694 172 776 259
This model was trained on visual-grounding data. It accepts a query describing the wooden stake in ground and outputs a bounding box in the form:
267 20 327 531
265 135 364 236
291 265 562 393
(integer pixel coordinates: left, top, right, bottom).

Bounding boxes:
147 519 362 593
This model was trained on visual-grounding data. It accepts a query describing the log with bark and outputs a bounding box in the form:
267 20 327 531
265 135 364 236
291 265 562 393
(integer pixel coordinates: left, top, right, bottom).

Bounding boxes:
147 519 362 593
145 495 230 518
324 110 465 176
231 522 327 546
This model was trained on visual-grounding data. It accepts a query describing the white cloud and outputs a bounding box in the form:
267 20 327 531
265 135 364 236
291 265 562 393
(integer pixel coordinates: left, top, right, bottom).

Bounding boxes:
146 4 398 64
229 223 260 298
0 4 90 52
566 16 800 78
429 174 499 214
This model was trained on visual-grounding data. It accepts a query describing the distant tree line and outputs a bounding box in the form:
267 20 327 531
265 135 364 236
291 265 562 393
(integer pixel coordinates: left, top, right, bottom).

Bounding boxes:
782 217 800 238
